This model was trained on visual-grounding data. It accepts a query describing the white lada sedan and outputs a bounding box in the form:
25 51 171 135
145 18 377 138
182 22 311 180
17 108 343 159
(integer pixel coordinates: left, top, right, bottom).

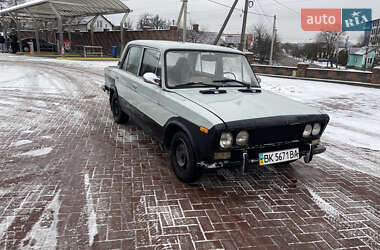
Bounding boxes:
104 40 330 182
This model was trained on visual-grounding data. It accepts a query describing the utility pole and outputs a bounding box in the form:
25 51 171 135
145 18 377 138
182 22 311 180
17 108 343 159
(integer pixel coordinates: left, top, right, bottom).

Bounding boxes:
269 14 277 65
214 0 238 45
177 0 188 42
239 0 249 51
176 1 185 27
183 0 188 42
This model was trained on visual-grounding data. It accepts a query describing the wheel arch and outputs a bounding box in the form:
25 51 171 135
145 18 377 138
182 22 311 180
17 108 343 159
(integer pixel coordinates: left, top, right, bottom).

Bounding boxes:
163 120 198 160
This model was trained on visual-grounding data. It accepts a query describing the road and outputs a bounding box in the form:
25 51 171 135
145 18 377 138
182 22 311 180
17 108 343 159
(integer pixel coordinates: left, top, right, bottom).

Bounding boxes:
0 54 379 249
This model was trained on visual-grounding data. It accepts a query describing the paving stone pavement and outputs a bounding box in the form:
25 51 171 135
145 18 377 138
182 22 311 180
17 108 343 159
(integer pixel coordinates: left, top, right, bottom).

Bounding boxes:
0 58 379 250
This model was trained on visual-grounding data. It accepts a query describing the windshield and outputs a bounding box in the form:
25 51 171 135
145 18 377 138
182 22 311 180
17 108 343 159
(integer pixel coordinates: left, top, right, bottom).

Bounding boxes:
165 51 260 89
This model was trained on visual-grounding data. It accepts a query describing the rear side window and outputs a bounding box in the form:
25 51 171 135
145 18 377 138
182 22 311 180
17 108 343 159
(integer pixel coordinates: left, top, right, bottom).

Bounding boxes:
139 49 160 77
123 46 143 75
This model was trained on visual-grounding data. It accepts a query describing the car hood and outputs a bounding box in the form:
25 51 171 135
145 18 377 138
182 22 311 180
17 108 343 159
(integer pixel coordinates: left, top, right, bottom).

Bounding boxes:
173 88 324 124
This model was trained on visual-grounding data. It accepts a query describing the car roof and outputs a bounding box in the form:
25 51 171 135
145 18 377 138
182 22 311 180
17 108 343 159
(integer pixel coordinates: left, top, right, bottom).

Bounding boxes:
127 40 245 55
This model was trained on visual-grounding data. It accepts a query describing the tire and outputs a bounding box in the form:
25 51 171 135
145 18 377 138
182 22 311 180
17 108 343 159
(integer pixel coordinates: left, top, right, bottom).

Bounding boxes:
170 132 201 183
110 93 129 124
23 47 29 52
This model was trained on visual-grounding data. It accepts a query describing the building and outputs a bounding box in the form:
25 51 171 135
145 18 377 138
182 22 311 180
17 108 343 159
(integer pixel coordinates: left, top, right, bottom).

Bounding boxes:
347 47 377 69
367 18 380 47
186 24 253 50
221 34 253 50
71 15 115 32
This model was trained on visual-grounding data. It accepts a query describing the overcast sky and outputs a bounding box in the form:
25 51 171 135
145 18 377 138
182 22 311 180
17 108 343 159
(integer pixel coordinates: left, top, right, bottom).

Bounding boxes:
105 0 379 43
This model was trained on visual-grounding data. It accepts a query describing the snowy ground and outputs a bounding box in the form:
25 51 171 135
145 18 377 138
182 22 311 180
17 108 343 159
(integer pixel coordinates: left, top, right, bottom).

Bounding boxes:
261 76 380 178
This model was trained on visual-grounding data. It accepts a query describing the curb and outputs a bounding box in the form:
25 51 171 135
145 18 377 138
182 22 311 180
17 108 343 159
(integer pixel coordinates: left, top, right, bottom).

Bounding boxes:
56 57 119 61
257 73 380 89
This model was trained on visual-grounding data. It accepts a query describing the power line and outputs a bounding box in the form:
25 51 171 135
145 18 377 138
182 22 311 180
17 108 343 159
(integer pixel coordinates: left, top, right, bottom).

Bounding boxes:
270 0 300 14
256 0 272 25
206 0 274 18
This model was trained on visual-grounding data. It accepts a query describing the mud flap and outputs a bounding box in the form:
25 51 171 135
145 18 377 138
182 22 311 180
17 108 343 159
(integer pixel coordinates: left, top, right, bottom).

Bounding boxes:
304 144 313 163
241 152 248 174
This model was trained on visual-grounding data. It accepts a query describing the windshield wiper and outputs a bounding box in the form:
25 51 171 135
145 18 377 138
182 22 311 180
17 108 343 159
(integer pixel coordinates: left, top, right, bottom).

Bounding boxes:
213 79 251 88
174 81 220 89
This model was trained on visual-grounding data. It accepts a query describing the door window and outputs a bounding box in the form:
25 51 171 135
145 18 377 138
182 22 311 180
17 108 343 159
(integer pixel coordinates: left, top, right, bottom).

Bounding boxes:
123 46 143 75
139 49 161 78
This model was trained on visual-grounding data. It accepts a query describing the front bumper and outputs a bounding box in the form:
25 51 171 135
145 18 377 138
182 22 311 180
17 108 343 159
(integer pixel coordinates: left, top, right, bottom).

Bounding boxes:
199 143 326 172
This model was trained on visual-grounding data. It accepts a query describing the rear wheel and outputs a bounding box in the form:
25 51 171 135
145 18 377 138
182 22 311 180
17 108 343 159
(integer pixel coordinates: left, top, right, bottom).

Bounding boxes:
170 132 201 183
111 93 129 124
23 46 29 52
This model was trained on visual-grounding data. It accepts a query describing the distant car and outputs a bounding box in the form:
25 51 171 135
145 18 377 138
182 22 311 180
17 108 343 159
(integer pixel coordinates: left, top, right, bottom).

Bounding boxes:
104 40 330 182
317 58 329 62
20 38 57 52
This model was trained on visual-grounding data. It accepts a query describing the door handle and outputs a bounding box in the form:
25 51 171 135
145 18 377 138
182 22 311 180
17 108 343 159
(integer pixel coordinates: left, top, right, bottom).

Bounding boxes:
131 84 138 89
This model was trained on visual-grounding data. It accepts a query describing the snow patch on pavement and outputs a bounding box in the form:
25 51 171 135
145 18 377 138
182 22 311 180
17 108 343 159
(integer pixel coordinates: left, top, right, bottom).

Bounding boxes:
23 190 61 249
18 147 53 157
21 130 34 134
10 140 33 147
0 216 16 240
305 186 340 218
84 173 98 247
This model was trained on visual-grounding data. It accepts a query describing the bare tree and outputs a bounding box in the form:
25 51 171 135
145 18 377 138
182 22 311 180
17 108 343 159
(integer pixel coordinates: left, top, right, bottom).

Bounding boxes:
316 31 346 67
123 18 133 30
137 13 169 30
250 24 281 64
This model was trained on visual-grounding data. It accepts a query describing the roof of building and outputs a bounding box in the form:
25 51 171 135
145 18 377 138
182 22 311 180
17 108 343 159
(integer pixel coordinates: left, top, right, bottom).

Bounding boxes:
0 0 130 19
127 40 244 54
349 47 376 55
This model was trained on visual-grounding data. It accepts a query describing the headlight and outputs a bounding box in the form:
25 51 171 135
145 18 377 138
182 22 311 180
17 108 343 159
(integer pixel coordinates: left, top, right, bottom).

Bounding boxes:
236 131 249 146
312 123 321 136
220 132 233 149
303 124 312 137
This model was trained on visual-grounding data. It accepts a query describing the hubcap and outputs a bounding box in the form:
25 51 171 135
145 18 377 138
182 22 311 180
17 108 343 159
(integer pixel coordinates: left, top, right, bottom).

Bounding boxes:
175 139 188 169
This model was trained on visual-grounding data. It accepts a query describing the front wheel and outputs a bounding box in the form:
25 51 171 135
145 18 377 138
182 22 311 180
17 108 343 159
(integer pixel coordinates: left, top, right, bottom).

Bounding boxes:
111 94 129 124
170 132 201 183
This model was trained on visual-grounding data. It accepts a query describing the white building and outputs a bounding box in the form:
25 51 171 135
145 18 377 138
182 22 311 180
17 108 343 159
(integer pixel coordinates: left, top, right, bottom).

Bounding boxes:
71 15 115 32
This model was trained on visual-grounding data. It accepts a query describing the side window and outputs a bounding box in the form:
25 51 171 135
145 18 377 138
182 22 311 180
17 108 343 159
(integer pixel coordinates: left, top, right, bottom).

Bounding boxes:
123 46 143 75
139 49 161 78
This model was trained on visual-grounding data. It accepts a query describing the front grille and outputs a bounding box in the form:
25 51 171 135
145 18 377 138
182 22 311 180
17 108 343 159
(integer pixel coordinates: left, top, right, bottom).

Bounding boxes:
249 124 304 145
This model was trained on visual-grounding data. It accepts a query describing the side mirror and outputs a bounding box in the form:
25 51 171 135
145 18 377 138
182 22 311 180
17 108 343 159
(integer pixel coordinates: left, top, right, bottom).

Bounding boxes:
143 72 160 85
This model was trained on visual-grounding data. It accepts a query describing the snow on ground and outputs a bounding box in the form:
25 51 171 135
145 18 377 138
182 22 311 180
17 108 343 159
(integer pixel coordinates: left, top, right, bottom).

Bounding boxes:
261 76 380 178
0 53 117 70
23 190 61 249
10 140 33 147
84 173 98 247
17 147 53 157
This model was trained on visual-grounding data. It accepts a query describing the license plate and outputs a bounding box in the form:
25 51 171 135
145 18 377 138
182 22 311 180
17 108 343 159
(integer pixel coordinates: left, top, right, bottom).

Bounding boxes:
259 148 299 166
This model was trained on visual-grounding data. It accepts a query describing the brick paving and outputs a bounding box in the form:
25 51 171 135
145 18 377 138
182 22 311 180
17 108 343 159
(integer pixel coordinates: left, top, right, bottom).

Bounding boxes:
0 58 379 249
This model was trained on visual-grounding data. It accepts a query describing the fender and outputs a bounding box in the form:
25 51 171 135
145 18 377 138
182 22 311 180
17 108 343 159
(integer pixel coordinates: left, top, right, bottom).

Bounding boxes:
164 117 225 162
164 118 197 150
